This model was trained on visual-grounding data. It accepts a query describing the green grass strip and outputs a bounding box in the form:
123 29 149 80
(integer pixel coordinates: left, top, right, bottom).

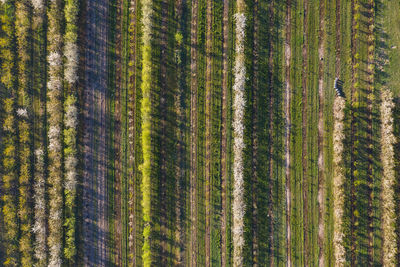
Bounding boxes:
140 0 153 264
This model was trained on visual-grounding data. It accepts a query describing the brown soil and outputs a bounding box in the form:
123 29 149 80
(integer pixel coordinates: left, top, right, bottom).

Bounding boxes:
128 0 137 265
159 0 169 263
83 0 109 265
284 0 292 265
220 0 229 265
317 0 326 266
350 0 357 264
251 0 260 264
205 0 213 265
190 0 199 265
366 1 375 264
114 0 123 264
302 0 309 265
267 1 275 264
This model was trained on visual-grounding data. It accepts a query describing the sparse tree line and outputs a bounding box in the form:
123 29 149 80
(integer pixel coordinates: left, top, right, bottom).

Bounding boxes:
0 0 79 266
232 0 246 266
332 96 346 266
332 87 397 267
331 1 399 265
380 88 396 266
63 0 79 263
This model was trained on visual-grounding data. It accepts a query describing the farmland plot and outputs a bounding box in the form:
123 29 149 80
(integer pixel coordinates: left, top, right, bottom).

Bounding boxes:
2 0 400 266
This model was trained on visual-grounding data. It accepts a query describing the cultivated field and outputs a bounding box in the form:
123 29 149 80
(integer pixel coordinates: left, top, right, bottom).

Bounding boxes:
1 0 400 266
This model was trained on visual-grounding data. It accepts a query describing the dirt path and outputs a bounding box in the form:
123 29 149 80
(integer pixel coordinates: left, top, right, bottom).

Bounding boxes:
302 0 309 265
284 0 292 265
83 0 96 263
190 0 198 265
251 0 259 264
174 0 185 264
128 0 137 265
160 0 170 263
335 0 341 76
333 0 344 265
114 0 123 264
97 1 108 265
366 1 375 264
267 1 275 264
317 0 326 266
205 0 212 264
350 1 357 264
221 0 229 265
83 0 109 265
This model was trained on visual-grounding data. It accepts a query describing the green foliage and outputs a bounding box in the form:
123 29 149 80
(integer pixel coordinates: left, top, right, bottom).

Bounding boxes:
64 0 78 43
140 0 153 263
62 0 79 263
16 2 34 263
0 1 18 266
63 95 78 262
175 32 183 45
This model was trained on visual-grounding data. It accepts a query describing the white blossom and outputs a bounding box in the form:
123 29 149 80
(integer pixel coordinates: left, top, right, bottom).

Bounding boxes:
142 4 152 45
65 155 77 170
17 108 28 118
48 126 61 152
333 97 346 266
48 125 60 140
35 148 44 158
47 78 62 91
232 11 246 267
33 147 47 263
31 0 44 10
65 171 77 192
48 242 62 267
64 42 79 84
48 51 62 67
65 104 78 128
49 209 62 221
380 88 397 266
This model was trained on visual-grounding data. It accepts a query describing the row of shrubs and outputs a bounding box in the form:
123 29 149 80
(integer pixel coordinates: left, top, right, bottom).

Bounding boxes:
0 0 79 266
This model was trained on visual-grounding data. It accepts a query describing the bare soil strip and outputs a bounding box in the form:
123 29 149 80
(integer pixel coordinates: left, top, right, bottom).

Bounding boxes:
174 0 185 264
83 0 109 265
159 0 171 263
97 0 109 265
302 0 309 265
221 0 229 265
205 0 213 264
251 0 260 264
350 1 357 264
366 1 375 264
284 0 292 265
114 0 123 264
317 0 326 266
128 0 137 265
335 0 341 76
267 2 276 265
83 1 96 264
190 0 199 265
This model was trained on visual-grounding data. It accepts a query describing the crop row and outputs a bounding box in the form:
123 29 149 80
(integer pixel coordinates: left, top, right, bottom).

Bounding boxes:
1 0 400 266
0 0 79 266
